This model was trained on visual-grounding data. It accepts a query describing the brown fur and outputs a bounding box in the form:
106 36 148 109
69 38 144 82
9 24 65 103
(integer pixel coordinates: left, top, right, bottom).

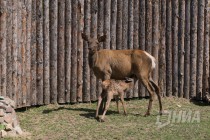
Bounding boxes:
96 79 134 121
82 33 163 117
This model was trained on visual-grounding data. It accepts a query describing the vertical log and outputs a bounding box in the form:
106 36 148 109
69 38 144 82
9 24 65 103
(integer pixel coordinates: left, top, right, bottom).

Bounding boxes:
83 0 91 102
21 0 27 106
133 0 139 98
145 0 152 97
65 0 71 103
127 0 134 98
110 0 117 50
50 0 58 104
96 0 104 99
152 0 159 83
16 0 22 107
166 0 172 97
12 0 18 104
190 0 198 98
36 0 43 105
43 0 50 104
90 0 98 101
70 0 78 103
58 0 65 103
145 0 152 54
104 0 111 49
139 0 146 98
116 0 122 50
77 0 84 102
172 0 178 97
183 0 191 99
6 0 13 98
203 0 209 99
31 0 37 105
122 0 128 50
159 0 166 97
0 0 7 96
178 0 185 98
25 0 32 106
196 0 205 100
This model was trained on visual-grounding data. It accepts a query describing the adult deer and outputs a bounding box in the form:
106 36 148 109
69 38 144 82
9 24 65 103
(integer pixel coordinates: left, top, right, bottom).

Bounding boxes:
82 33 163 116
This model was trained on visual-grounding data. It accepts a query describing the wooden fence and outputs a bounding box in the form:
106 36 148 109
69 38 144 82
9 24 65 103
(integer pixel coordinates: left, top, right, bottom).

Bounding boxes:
0 0 209 108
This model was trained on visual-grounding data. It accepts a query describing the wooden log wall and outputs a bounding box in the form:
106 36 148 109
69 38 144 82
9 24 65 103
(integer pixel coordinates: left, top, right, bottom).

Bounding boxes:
0 0 210 108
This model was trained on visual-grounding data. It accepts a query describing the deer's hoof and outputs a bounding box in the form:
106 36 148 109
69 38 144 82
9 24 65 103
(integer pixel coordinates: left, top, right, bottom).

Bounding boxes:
144 112 150 117
99 118 105 122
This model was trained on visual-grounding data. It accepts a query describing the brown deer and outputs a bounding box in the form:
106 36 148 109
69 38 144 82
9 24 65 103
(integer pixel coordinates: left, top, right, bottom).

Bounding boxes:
82 33 163 117
96 78 134 122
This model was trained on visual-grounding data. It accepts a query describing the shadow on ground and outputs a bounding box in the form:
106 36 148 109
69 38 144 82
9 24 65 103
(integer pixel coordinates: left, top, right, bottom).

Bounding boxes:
42 106 120 119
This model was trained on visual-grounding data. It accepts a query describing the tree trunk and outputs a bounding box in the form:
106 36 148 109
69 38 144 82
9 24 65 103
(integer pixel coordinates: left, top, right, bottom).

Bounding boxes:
58 0 65 103
12 0 18 104
90 0 97 102
31 0 37 105
116 0 122 50
133 0 139 98
70 0 78 103
203 0 209 99
77 0 84 103
50 0 58 104
25 0 32 106
104 0 111 49
139 0 146 98
127 0 134 98
172 0 178 97
43 0 50 105
122 0 128 50
166 0 172 97
190 0 198 98
16 0 22 107
110 0 117 50
83 0 91 102
65 0 71 103
0 0 7 97
178 0 185 98
152 0 159 83
196 0 205 100
36 0 43 105
159 0 166 97
21 0 27 107
6 0 13 98
145 0 152 97
183 0 191 99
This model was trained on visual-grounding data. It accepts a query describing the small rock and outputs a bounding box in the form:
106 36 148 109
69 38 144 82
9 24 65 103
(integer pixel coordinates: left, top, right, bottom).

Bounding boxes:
4 114 13 124
0 117 4 123
5 124 13 131
12 119 19 128
10 101 16 108
14 126 23 135
1 130 7 138
7 130 17 137
0 109 4 117
6 106 13 113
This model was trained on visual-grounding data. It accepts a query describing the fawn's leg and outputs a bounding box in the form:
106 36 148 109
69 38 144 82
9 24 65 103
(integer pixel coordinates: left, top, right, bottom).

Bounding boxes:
119 92 127 115
100 94 112 122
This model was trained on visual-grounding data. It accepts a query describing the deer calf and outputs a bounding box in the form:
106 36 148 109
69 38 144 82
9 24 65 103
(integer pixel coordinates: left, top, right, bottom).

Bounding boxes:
96 78 134 122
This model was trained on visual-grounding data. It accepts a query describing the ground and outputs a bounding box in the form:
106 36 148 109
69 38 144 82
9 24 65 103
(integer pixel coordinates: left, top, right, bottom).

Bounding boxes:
3 97 210 140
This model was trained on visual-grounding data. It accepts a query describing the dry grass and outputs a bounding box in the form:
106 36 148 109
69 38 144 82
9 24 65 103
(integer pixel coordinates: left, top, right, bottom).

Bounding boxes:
3 97 210 140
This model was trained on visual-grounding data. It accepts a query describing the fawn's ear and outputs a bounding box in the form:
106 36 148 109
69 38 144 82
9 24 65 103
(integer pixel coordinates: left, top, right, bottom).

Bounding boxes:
82 33 89 41
98 35 106 42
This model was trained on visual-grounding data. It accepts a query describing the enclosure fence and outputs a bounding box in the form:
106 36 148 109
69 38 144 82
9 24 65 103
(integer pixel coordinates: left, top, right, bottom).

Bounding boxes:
0 0 210 108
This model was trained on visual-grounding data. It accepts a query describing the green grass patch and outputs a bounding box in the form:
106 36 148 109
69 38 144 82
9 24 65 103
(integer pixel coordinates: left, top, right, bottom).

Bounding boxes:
3 97 210 140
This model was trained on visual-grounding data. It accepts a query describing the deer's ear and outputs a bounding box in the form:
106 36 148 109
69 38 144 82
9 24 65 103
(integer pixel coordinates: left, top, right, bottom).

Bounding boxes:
98 35 106 42
82 33 89 41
